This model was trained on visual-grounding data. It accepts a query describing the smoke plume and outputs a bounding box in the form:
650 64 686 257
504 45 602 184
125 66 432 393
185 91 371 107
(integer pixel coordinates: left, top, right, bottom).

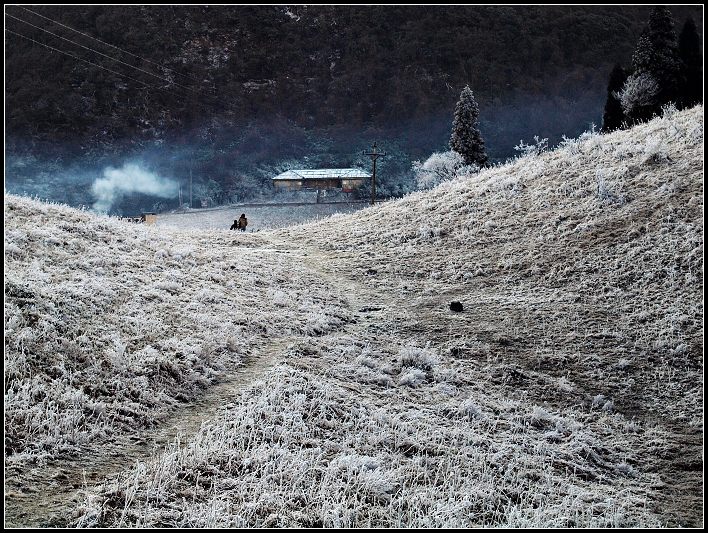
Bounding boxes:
92 162 179 212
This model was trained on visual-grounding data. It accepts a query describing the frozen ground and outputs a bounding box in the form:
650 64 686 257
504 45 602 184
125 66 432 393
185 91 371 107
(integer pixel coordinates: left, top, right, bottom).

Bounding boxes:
4 106 703 527
155 202 368 231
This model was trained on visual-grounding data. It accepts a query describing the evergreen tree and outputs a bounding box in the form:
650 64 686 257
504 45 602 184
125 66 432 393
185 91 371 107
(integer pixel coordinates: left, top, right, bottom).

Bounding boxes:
646 6 682 105
623 6 682 123
631 31 657 74
449 85 488 167
601 64 628 132
678 17 703 108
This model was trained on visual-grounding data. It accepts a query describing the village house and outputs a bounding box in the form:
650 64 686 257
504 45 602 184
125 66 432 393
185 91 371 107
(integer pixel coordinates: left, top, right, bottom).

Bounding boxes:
272 168 370 192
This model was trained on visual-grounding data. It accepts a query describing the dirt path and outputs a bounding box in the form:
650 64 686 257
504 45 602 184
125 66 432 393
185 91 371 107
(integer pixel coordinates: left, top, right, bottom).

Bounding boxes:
4 337 291 527
5 234 701 528
4 236 392 528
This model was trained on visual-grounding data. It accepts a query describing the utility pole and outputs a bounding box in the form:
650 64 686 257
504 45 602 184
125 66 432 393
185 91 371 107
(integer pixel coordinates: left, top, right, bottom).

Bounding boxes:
363 142 386 205
189 164 193 209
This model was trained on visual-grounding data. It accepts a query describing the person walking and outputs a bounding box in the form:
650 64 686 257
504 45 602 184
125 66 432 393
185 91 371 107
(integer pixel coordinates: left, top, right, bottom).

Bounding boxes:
237 213 248 232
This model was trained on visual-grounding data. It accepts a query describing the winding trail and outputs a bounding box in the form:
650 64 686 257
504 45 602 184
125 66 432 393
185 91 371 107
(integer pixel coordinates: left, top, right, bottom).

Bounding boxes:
4 234 392 528
4 233 702 528
4 337 290 527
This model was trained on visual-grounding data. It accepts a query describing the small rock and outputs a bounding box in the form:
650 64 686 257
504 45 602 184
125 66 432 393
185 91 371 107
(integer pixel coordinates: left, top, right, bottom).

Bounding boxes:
450 301 463 312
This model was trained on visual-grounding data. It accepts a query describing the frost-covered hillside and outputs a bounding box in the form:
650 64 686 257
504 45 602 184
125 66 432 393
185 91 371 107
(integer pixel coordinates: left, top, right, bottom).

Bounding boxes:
281 105 704 431
4 106 703 528
5 202 348 461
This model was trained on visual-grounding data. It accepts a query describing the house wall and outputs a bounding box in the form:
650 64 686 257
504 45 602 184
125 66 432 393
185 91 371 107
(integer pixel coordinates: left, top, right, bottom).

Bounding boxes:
302 178 341 189
274 180 302 191
274 177 367 192
342 178 365 192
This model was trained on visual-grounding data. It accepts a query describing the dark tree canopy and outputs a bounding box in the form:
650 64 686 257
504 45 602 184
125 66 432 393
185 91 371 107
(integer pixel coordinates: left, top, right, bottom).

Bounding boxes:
624 6 684 123
449 86 488 167
646 6 682 105
602 64 628 132
5 5 701 151
3 5 702 210
678 17 703 108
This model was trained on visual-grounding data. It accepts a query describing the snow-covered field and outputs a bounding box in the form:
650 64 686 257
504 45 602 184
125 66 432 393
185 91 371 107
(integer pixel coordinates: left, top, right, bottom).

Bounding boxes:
155 202 368 231
4 107 703 527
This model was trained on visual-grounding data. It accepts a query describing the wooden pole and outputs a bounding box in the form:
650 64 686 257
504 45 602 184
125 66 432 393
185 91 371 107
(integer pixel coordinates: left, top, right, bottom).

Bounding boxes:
371 157 377 205
363 142 386 206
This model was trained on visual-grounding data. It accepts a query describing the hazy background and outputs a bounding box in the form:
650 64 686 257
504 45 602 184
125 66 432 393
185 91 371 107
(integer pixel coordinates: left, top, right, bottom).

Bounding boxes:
4 5 703 214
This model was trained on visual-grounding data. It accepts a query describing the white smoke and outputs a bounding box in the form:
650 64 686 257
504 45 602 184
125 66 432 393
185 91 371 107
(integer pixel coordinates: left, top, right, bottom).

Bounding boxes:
92 162 179 212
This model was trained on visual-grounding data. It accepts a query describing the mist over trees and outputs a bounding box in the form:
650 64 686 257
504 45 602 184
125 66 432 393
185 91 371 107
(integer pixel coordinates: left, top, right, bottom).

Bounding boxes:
4 5 703 212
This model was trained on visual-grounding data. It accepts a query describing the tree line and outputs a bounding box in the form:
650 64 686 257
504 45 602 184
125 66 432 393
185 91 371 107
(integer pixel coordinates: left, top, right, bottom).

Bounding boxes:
601 7 702 132
445 6 702 181
4 5 702 210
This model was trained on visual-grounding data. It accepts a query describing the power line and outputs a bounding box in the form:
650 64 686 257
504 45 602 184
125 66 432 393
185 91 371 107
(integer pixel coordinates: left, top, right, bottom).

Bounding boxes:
17 5 212 88
6 11 200 95
5 28 226 114
7 8 227 108
5 28 153 89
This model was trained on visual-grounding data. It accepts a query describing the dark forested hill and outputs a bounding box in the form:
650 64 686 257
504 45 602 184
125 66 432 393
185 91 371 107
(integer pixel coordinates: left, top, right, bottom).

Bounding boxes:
4 5 703 211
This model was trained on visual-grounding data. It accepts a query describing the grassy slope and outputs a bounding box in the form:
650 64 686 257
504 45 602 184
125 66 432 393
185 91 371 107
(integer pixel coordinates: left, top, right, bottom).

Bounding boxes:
278 106 704 524
281 106 703 429
4 201 348 461
5 107 703 527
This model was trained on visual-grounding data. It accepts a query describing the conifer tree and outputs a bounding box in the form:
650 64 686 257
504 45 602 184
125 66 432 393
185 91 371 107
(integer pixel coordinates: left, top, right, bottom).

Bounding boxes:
449 85 488 167
601 64 628 132
622 6 682 123
645 6 682 105
678 17 702 108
